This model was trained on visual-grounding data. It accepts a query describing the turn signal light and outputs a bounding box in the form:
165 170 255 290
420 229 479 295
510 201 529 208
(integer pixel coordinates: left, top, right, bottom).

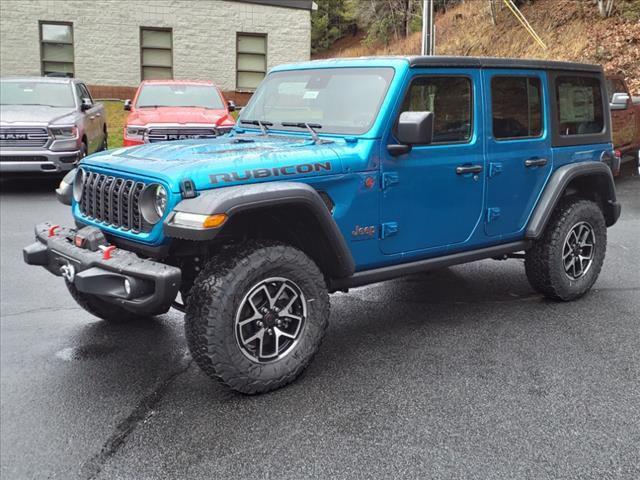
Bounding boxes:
172 212 228 229
202 214 228 228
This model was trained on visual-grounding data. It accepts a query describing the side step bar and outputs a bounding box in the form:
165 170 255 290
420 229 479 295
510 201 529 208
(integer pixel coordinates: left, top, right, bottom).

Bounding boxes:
329 241 531 292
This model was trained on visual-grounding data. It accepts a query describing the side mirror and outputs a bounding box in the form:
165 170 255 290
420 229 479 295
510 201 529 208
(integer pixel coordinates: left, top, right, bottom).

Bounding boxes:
227 100 236 112
124 99 132 111
388 111 434 156
80 98 92 111
610 92 629 110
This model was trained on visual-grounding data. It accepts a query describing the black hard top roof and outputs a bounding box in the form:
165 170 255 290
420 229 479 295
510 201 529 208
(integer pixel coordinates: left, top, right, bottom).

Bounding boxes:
407 56 602 73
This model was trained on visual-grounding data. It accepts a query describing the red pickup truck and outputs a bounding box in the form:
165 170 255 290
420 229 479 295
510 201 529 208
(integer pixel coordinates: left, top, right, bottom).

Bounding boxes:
607 75 640 173
123 80 236 146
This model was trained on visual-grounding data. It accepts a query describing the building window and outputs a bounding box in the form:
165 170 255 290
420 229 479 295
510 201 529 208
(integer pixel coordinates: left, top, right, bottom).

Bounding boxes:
556 76 604 136
237 33 267 91
491 76 543 140
400 76 472 143
140 28 173 80
40 22 74 77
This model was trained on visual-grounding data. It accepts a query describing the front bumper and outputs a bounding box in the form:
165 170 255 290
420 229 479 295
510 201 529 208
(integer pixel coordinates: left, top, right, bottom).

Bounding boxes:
23 223 181 315
0 149 80 174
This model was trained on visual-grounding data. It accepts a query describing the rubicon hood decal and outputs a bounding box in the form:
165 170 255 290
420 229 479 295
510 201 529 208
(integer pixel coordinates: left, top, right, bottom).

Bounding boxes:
210 161 332 185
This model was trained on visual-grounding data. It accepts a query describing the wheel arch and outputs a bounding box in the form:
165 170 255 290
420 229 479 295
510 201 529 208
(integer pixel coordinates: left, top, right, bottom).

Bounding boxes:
164 182 355 279
526 161 621 239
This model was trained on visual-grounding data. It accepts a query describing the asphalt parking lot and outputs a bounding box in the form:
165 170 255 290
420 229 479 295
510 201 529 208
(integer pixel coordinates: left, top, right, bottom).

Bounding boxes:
1 167 638 480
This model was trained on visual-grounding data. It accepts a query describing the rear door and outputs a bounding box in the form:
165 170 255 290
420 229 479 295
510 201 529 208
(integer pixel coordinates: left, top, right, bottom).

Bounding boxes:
483 70 552 237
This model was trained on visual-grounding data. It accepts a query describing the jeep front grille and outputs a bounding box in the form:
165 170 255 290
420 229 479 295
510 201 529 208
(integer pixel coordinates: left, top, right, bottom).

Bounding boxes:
79 171 149 233
0 127 49 147
147 127 218 143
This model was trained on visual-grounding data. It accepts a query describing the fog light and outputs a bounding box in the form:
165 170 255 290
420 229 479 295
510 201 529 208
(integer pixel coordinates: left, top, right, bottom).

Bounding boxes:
124 278 131 296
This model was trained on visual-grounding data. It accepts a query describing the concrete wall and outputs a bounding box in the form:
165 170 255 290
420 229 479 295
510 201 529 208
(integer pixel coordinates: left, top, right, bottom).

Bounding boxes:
0 0 310 98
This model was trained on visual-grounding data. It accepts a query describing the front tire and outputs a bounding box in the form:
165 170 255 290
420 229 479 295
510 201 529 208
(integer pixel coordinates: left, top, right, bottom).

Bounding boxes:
185 240 329 394
100 130 108 151
525 198 606 301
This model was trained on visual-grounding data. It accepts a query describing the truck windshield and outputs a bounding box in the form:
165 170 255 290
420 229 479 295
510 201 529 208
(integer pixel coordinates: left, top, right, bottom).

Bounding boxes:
0 81 75 108
239 67 395 135
136 84 225 109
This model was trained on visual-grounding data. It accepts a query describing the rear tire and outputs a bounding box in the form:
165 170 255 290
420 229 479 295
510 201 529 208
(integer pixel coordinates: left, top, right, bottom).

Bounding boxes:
66 280 146 323
525 198 606 301
185 240 329 394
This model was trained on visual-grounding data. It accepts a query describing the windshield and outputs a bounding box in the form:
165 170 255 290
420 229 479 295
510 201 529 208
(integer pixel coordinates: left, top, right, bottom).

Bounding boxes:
239 67 395 135
0 81 75 108
136 84 224 109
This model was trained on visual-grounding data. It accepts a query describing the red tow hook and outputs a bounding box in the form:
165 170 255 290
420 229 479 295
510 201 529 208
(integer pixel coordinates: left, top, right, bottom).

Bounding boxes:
47 225 60 237
100 245 117 260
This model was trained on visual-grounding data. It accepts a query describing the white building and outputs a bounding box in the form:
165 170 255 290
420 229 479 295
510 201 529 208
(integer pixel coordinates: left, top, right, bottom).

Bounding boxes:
0 0 315 102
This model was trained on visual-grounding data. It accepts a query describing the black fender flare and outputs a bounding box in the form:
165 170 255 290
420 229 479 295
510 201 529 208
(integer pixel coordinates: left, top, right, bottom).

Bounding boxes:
525 161 621 239
164 182 355 278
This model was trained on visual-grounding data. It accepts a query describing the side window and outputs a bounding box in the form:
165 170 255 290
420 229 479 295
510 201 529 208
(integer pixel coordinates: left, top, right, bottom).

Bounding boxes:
76 83 93 105
491 76 542 140
556 76 604 136
400 76 472 143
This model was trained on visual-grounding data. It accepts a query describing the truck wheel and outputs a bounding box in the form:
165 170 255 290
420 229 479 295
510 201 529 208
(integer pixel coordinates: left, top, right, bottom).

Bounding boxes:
185 240 329 394
65 280 145 323
525 198 606 301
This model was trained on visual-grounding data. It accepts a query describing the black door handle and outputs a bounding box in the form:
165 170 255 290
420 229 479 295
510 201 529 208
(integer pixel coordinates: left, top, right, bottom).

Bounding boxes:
456 165 483 175
524 158 548 167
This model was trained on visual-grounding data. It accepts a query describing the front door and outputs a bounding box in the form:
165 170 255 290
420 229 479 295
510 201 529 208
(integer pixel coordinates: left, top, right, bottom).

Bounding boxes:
380 70 485 255
76 83 100 153
483 70 553 237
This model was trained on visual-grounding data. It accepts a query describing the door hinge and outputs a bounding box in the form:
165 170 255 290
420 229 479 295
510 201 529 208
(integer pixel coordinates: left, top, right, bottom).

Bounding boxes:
489 162 503 178
380 222 399 238
382 172 399 190
487 207 501 223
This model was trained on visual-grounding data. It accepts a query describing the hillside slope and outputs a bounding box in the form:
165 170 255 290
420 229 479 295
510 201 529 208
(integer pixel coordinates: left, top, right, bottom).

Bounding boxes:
314 0 639 93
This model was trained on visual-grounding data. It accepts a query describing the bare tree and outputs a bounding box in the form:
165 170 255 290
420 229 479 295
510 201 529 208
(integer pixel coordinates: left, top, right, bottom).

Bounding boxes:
596 0 615 17
489 0 497 25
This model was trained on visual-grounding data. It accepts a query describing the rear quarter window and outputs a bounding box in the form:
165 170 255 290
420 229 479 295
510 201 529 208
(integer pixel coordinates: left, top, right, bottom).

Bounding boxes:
491 76 543 140
556 76 604 136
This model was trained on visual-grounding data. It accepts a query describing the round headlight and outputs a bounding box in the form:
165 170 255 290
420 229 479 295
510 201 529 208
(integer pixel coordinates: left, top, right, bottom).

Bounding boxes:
73 168 85 203
154 184 168 217
140 183 168 225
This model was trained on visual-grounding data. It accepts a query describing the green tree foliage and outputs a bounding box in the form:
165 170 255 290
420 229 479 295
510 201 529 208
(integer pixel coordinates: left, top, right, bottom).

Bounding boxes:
353 0 466 46
355 0 421 46
311 0 357 54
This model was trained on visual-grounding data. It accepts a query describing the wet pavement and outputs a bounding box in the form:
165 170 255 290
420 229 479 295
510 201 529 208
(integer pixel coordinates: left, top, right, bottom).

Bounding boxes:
1 166 639 480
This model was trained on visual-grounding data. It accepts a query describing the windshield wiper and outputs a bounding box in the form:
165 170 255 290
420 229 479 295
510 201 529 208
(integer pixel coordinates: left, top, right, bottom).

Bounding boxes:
239 119 273 136
281 122 323 144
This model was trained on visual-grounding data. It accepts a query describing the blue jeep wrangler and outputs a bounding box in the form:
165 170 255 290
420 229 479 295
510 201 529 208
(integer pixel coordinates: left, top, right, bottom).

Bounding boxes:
24 57 621 393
